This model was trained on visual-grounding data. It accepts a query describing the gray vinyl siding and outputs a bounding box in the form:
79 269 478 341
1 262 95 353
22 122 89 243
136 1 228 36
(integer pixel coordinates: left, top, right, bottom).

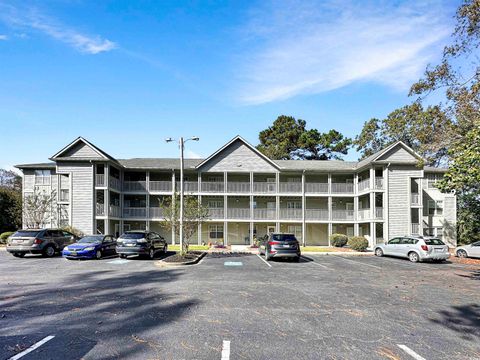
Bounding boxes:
57 162 94 234
378 146 417 162
23 170 35 191
62 142 100 158
200 140 277 172
387 165 422 238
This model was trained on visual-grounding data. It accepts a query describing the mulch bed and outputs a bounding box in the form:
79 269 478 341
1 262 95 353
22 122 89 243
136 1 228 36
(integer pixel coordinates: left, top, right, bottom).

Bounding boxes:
449 256 480 266
162 251 204 264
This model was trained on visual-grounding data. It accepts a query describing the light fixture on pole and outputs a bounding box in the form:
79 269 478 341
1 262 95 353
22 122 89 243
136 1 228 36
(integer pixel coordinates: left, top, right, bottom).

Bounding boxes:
165 136 199 252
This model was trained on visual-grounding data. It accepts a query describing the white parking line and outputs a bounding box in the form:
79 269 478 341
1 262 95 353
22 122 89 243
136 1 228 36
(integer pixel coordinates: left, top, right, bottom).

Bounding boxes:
333 255 382 269
221 340 230 360
9 335 55 360
301 256 331 270
397 344 426 360
256 254 272 267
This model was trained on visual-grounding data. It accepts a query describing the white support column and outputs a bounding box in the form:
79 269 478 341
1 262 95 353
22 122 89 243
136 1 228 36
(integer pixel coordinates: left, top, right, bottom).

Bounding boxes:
369 221 376 249
328 223 333 247
276 172 280 232
105 165 110 234
198 222 202 245
171 170 176 245
328 194 332 246
146 170 150 223
328 173 332 194
384 166 389 240
370 167 375 220
301 171 306 247
224 221 228 246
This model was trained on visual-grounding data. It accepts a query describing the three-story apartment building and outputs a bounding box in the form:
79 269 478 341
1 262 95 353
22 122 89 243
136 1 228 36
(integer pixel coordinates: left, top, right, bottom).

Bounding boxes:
16 136 457 248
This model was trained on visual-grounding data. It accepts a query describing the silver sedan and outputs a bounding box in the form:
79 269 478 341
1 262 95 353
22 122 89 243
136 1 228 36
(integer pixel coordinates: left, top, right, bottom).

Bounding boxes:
375 236 450 263
455 241 480 259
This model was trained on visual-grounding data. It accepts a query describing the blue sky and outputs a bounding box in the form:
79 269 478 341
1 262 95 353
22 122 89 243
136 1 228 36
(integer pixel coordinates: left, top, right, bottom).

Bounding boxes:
0 0 459 170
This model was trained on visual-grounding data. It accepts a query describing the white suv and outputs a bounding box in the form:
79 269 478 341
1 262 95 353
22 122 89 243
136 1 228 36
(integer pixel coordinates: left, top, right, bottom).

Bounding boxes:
374 236 450 263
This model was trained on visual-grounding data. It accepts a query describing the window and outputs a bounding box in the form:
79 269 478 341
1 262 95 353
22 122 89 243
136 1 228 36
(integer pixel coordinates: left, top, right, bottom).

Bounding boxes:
287 225 302 240
208 200 223 208
428 200 443 216
208 176 223 182
426 173 442 188
287 201 301 209
209 225 224 239
388 238 401 245
35 170 51 185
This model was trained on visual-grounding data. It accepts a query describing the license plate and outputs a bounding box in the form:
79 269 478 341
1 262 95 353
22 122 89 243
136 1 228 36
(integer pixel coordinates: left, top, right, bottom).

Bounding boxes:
126 244 135 247
71 252 77 256
434 248 443 253
14 240 24 243
282 244 291 248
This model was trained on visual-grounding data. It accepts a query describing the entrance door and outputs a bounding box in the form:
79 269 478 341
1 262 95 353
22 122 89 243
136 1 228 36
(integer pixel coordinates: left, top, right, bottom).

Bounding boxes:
114 224 120 238
267 226 276 234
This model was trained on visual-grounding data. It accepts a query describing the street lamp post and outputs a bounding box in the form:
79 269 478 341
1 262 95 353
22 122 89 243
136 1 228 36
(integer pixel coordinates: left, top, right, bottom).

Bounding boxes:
166 136 199 252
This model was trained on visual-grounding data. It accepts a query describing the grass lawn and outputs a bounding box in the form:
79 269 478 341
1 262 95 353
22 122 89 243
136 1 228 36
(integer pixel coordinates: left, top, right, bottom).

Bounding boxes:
169 244 210 251
300 246 353 252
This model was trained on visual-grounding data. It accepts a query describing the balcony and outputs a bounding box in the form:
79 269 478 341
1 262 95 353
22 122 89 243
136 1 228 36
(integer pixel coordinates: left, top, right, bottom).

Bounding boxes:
201 182 225 193
253 208 276 220
96 203 105 216
279 209 302 220
357 208 370 220
375 207 383 219
123 207 147 218
109 176 121 191
150 181 172 192
411 223 420 235
411 193 420 205
279 182 302 194
331 183 354 194
253 182 276 193
208 208 224 219
109 205 121 217
149 207 164 218
305 182 329 194
124 181 147 192
227 182 250 193
332 209 354 220
375 177 384 190
358 179 370 192
305 209 329 220
95 174 105 187
176 181 198 193
227 208 250 219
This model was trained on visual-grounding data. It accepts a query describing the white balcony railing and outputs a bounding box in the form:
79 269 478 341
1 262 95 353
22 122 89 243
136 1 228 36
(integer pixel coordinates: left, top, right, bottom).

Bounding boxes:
150 181 172 192
227 182 250 193
279 182 302 193
96 203 105 216
123 181 147 192
208 208 224 219
411 223 420 235
109 205 121 217
279 208 302 220
358 179 370 192
95 174 105 187
176 181 198 192
253 182 277 193
375 207 383 219
375 177 384 190
357 209 370 220
202 182 225 193
305 182 329 194
332 209 355 220
331 183 354 194
411 193 420 205
253 208 277 220
123 207 147 218
109 176 121 191
227 208 250 219
305 209 329 220
149 207 164 218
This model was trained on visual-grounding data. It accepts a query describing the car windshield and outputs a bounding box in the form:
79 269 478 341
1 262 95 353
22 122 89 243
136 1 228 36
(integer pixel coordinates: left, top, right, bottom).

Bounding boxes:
424 238 445 245
272 234 297 242
78 236 103 244
13 230 41 237
120 233 145 240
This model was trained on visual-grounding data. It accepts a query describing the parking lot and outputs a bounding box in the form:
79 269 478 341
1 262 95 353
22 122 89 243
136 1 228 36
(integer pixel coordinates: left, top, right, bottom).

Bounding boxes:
0 249 479 360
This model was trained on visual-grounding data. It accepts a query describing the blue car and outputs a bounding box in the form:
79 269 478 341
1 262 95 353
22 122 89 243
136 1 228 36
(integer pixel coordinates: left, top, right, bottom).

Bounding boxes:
63 235 117 260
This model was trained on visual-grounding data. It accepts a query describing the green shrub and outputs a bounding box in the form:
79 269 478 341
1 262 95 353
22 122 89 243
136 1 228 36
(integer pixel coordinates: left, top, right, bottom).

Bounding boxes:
0 231 14 244
348 236 369 251
330 233 348 247
61 226 84 237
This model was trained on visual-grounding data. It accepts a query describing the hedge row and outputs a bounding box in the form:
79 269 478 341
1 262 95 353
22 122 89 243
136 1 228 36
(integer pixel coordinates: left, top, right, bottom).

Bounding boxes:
328 233 369 251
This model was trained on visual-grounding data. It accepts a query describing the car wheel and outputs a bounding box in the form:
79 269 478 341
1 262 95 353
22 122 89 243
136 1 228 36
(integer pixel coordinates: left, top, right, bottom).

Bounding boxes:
13 253 25 258
457 249 468 258
43 245 56 258
163 244 168 254
293 256 300 262
149 248 155 260
408 251 419 263
120 254 127 259
95 250 102 260
375 248 384 257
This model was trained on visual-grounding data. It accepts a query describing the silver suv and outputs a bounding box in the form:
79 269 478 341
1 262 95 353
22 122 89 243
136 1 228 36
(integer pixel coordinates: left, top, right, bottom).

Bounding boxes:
6 229 78 258
374 236 450 263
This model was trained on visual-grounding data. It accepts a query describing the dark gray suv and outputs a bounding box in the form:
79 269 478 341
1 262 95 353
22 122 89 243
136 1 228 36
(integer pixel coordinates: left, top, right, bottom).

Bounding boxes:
6 229 78 258
259 233 301 261
116 231 167 259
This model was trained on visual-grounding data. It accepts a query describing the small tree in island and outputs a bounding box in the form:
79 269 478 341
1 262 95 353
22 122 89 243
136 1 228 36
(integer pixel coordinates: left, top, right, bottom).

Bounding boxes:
159 193 210 255
23 189 57 229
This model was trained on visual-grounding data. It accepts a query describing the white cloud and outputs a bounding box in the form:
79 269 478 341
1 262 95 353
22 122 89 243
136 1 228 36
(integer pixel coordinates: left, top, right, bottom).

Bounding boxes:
0 34 7 40
235 0 453 104
0 3 116 54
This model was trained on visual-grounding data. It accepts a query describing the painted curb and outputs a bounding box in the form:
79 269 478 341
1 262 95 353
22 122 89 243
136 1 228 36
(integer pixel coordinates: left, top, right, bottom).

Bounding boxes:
155 251 207 267
301 251 374 256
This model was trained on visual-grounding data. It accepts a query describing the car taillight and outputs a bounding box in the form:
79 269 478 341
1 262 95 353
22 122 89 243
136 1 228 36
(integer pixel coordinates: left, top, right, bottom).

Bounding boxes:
421 245 428 251
34 238 43 244
268 241 281 246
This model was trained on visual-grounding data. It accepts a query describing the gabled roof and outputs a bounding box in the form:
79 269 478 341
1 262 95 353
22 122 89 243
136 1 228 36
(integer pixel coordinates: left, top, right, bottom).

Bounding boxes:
50 137 118 162
118 158 203 170
15 162 56 169
195 135 280 170
357 141 424 169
